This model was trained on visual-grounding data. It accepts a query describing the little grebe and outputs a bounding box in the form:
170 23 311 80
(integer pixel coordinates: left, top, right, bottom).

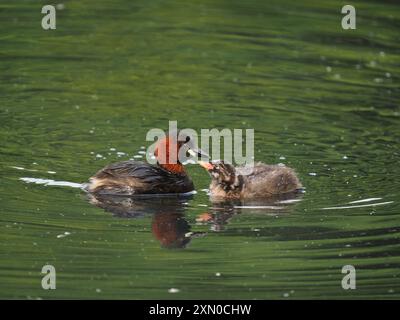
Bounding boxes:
87 131 207 196
199 160 302 200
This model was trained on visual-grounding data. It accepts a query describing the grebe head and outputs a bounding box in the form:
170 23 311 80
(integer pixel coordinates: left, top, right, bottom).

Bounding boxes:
154 130 208 174
199 160 241 190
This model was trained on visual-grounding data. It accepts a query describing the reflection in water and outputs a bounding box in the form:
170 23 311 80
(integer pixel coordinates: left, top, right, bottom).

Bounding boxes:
88 192 303 246
87 193 205 249
152 212 205 249
197 192 304 232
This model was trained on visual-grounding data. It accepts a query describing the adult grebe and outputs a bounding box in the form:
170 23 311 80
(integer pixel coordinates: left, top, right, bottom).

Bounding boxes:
87 131 207 195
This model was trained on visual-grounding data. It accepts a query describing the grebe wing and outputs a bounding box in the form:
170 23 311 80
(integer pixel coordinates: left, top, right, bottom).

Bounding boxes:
95 161 170 181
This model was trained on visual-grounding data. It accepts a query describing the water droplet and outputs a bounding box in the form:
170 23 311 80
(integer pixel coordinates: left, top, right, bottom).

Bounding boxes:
57 231 71 238
56 3 65 10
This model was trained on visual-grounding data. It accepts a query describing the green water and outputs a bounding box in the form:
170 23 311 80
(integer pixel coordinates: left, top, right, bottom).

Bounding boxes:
1 0 400 299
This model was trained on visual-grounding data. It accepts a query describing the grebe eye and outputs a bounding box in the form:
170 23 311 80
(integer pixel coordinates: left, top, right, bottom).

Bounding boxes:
185 136 190 143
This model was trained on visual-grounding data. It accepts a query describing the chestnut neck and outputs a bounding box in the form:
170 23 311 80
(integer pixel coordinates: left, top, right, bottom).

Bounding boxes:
158 162 185 174
155 137 186 174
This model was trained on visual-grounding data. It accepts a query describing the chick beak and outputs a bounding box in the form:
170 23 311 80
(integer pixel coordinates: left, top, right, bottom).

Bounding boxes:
198 161 215 171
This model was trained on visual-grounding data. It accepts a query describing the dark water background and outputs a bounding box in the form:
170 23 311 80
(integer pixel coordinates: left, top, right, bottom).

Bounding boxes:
0 0 399 299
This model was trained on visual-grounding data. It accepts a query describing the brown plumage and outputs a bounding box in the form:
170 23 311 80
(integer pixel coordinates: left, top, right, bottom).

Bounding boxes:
87 161 194 195
199 161 303 200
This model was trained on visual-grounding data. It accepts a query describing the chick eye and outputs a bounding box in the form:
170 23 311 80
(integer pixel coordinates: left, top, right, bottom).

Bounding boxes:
185 136 190 143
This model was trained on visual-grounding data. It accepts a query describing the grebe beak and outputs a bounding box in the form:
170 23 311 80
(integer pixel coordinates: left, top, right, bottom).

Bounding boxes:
185 144 209 160
198 161 214 171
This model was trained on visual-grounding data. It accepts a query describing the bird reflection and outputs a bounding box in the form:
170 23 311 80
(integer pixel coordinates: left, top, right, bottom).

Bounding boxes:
86 191 303 248
196 191 304 232
152 211 205 249
87 193 205 249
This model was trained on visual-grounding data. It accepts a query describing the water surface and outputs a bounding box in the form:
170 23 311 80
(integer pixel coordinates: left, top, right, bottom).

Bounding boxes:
0 0 399 299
